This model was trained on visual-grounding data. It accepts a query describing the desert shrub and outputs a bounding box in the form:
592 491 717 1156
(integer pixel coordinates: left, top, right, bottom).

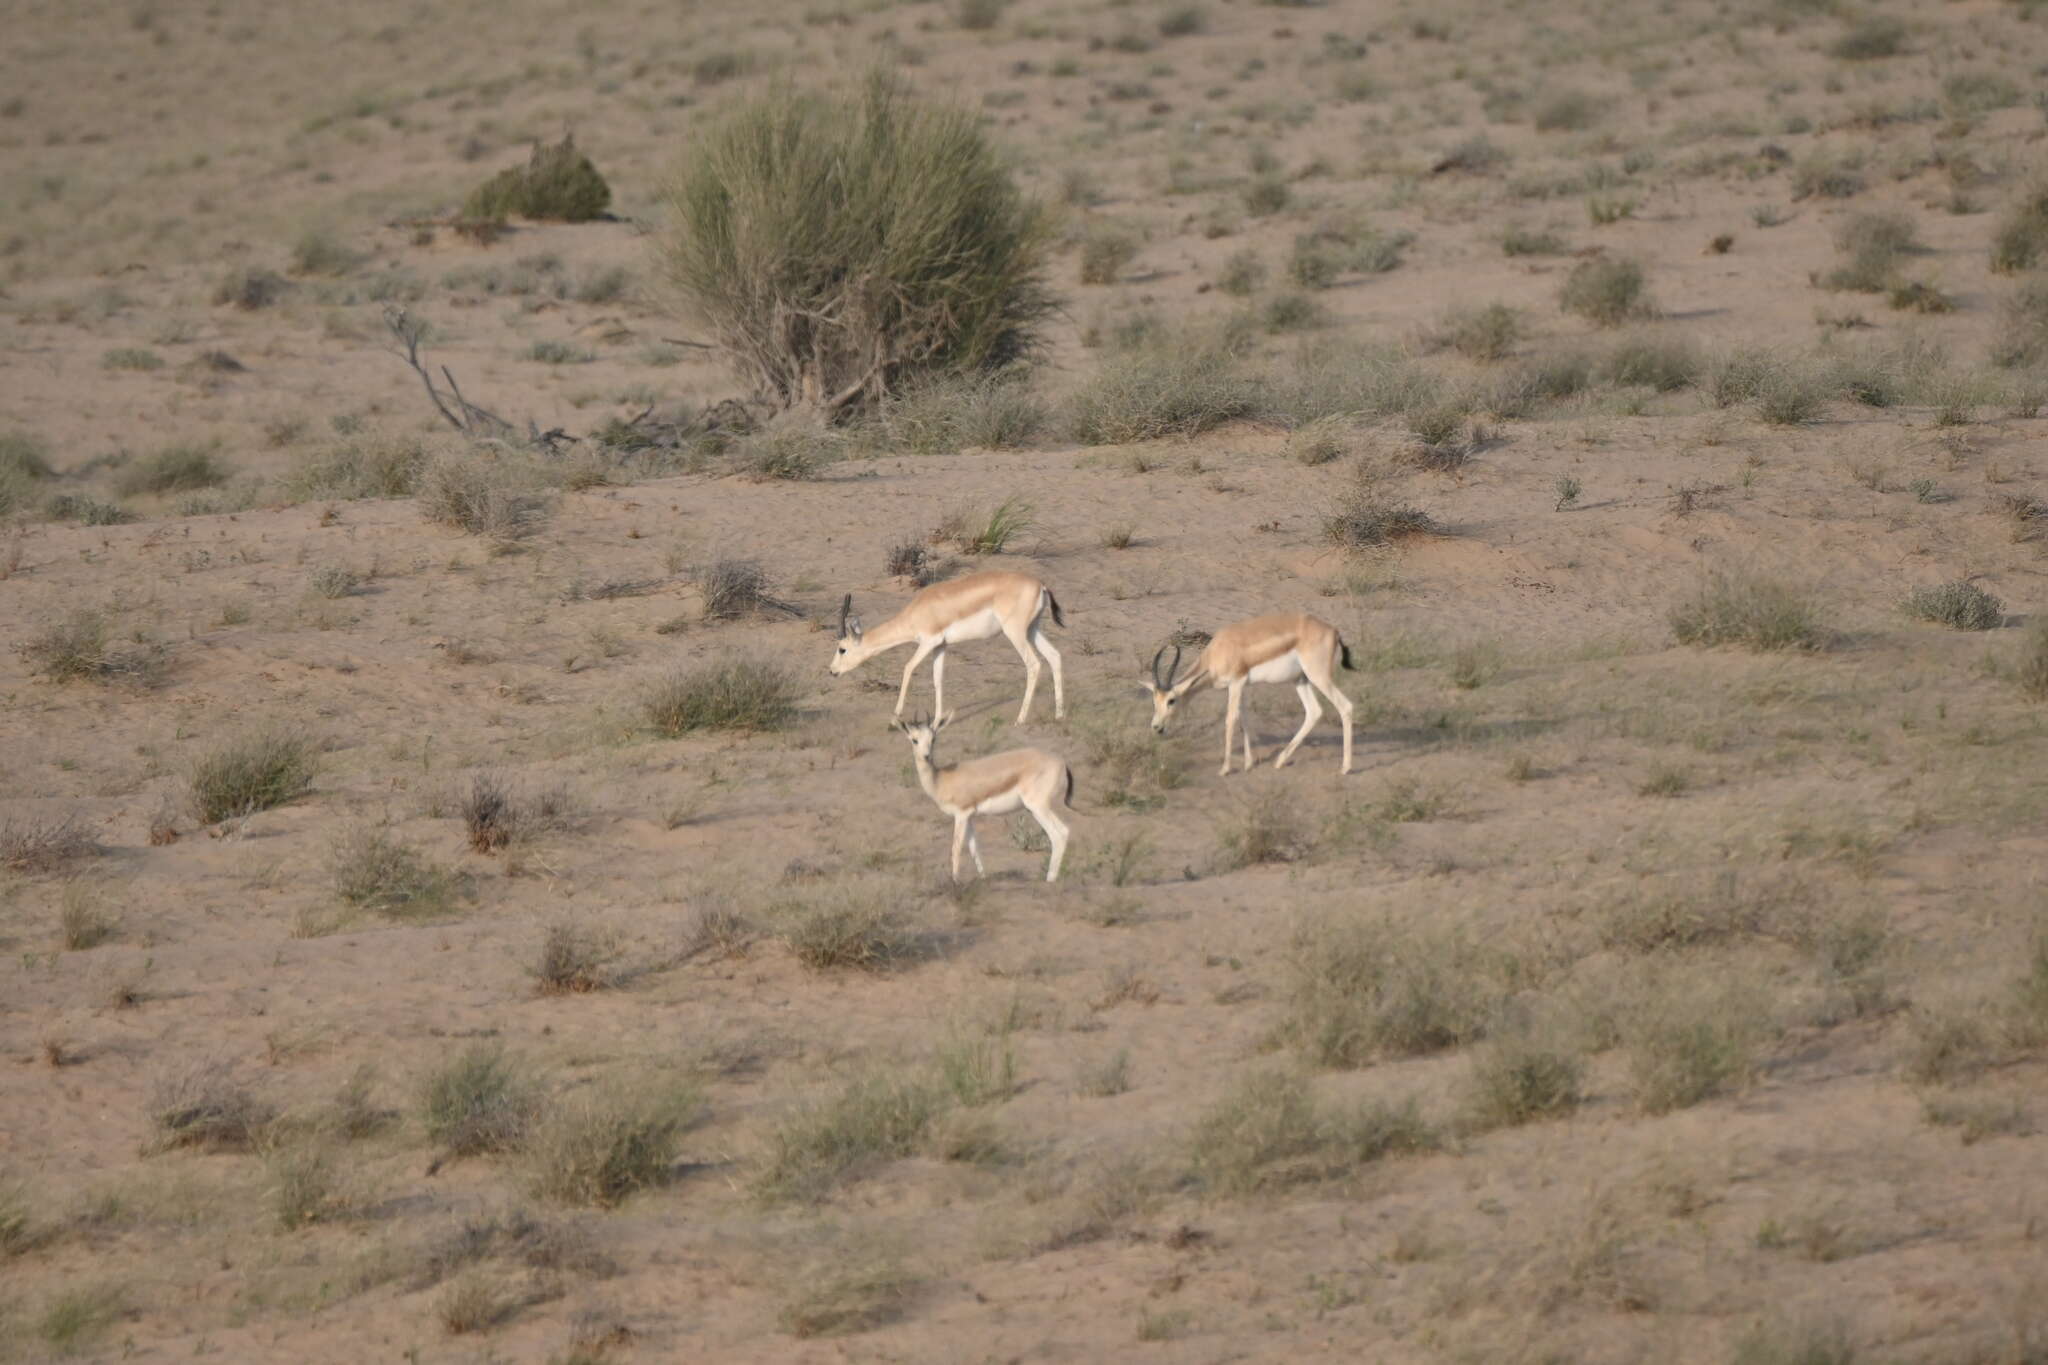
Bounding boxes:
0 1180 37 1257
1729 1318 1860 1365
1670 574 1823 651
643 656 800 735
265 1134 342 1230
308 564 359 598
1260 291 1323 334
0 432 55 483
1282 915 1506 1067
775 891 914 971
525 1082 700 1207
1435 135 1509 174
1065 330 1257 444
330 824 456 918
1822 212 1917 292
115 442 230 497
1623 978 1772 1114
421 1044 536 1159
2015 620 2048 701
778 1256 915 1338
188 731 317 823
1888 280 1953 314
464 134 611 222
1486 349 1595 415
1752 361 1832 425
1186 1069 1435 1195
1213 790 1309 869
42 493 136 525
457 770 571 852
1502 225 1569 256
1077 219 1140 285
213 265 289 309
1263 338 1440 425
1992 183 2048 275
1943 70 2020 116
874 371 1044 452
101 346 163 371
1217 248 1266 296
1428 302 1521 361
1287 414 1354 466
1791 153 1866 201
951 495 1033 554
35 1283 126 1356
147 1058 276 1152
1991 276 2048 368
416 447 553 537
1829 16 1905 60
280 433 431 501
1559 257 1652 326
934 1032 1017 1106
659 74 1053 419
435 1271 518 1334
754 1069 945 1202
1 815 99 874
529 921 619 994
688 556 780 621
289 227 361 277
1533 89 1600 132
1602 332 1700 391
15 609 165 685
730 425 845 480
1903 580 2003 631
1323 480 1438 549
1463 1025 1586 1130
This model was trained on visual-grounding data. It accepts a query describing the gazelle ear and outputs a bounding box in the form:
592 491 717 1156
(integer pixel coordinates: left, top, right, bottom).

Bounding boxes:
934 710 956 730
848 616 863 639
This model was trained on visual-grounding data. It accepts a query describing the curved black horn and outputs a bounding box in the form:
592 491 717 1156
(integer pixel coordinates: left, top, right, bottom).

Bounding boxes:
1166 645 1183 688
1149 646 1167 689
837 593 852 635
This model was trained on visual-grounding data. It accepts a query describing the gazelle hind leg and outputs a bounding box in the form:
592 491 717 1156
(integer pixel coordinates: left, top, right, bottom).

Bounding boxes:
1275 681 1323 769
1029 624 1064 719
1029 799 1070 881
1221 681 1242 776
1308 648 1357 775
1004 621 1043 724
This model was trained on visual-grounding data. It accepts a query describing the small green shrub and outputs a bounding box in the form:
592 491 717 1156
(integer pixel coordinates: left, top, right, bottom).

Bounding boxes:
1991 182 2048 275
330 824 456 918
525 1082 701 1207
1559 257 1652 326
644 657 800 735
1066 330 1257 444
1670 574 1823 651
188 731 317 823
1078 220 1140 285
1829 16 1905 60
1282 914 1505 1067
1903 580 2003 631
147 1058 276 1152
775 891 913 971
754 1069 945 1203
464 134 612 222
1463 1026 1586 1130
115 443 230 497
1430 303 1521 361
420 1044 535 1159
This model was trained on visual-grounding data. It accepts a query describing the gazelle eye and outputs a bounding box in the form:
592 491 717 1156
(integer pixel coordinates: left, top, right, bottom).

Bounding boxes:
1166 698 1175 707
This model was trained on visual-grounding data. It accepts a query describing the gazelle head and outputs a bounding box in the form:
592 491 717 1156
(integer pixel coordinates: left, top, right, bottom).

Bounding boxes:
890 709 952 761
827 593 865 675
1144 645 1188 734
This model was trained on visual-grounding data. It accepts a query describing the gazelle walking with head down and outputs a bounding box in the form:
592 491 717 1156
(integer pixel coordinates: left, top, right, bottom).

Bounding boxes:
1145 613 1359 776
894 712 1074 882
830 570 1065 725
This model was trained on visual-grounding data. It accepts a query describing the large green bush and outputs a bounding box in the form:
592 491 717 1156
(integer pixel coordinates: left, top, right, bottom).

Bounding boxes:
658 74 1055 419
464 135 612 222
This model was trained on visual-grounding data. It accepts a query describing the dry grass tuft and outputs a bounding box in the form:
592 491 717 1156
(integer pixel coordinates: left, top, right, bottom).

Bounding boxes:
754 1069 945 1204
188 731 317 824
1 814 100 874
1670 574 1824 651
529 921 622 994
775 891 916 971
331 824 458 918
146 1058 276 1153
16 610 167 686
524 1082 701 1207
419 1043 537 1160
644 657 801 735
1282 914 1507 1068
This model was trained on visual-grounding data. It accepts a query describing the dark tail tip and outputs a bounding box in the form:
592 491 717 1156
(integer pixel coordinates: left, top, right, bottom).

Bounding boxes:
1339 639 1356 672
1046 590 1065 629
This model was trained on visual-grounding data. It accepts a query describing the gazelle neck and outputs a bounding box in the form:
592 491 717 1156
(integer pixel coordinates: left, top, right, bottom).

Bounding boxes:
911 746 948 800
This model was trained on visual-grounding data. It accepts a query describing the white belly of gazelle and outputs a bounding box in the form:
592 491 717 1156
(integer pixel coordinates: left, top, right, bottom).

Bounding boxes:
1245 651 1305 684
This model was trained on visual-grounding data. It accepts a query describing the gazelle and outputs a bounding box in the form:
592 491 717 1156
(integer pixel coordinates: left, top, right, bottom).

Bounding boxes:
894 712 1074 882
830 570 1065 725
1145 613 1358 776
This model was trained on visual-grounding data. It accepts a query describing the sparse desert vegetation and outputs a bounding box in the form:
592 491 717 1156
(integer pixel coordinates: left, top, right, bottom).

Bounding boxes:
4 1 2048 1359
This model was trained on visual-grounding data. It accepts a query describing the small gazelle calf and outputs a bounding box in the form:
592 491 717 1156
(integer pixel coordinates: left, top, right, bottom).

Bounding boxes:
1145 612 1359 776
894 712 1074 882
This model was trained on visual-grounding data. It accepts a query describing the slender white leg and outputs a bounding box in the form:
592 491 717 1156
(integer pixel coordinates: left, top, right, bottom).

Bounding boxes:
1276 681 1323 769
950 814 968 881
964 817 985 876
1328 684 1355 775
1030 625 1065 720
1005 624 1042 724
897 640 938 718
1221 682 1240 776
1035 803 1070 881
929 645 947 720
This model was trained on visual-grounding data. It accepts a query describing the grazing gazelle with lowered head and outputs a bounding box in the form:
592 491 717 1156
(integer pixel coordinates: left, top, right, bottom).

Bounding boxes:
894 711 1074 882
830 570 1065 725
1145 613 1359 776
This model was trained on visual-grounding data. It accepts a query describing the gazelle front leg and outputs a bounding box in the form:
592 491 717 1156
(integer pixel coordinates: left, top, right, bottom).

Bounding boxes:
964 815 986 876
1221 680 1245 776
950 812 970 881
1275 681 1323 769
929 645 948 720
896 640 940 719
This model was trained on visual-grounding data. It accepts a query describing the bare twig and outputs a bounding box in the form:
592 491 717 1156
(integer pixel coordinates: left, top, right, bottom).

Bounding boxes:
382 307 516 439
